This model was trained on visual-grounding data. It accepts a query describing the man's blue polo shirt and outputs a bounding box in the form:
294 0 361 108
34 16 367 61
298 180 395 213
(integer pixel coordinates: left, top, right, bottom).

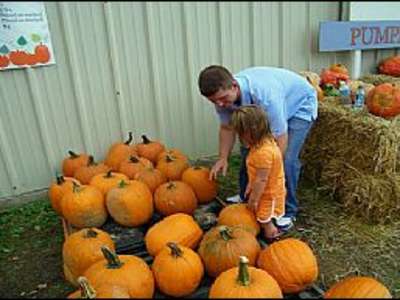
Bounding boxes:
215 66 318 137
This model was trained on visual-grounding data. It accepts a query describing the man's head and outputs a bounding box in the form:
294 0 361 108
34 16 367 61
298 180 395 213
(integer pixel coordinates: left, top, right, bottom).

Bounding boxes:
198 65 240 108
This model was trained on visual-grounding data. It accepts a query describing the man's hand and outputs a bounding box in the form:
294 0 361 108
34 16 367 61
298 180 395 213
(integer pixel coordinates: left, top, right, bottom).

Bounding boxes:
209 158 228 180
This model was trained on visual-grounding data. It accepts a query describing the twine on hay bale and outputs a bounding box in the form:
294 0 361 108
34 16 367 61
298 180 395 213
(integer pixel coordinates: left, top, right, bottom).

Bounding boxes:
301 98 400 224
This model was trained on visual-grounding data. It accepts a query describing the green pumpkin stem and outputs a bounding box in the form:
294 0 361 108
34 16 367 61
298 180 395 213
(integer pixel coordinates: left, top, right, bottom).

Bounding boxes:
101 246 123 269
125 131 133 145
77 276 97 298
118 180 127 188
68 150 79 159
141 135 151 144
237 256 250 286
218 226 233 241
167 242 183 258
84 228 98 239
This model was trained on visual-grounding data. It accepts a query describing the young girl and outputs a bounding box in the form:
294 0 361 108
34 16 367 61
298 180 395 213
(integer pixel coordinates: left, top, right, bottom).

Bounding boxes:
230 105 286 241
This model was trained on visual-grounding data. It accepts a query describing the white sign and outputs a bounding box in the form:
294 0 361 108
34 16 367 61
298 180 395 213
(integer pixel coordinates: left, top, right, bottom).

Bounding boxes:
0 1 55 70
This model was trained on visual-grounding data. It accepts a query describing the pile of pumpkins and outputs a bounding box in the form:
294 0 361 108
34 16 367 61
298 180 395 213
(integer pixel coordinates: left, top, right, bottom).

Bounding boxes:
49 133 392 298
299 57 400 119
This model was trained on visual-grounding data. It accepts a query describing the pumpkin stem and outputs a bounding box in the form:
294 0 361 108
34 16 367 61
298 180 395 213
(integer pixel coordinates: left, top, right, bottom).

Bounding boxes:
101 246 123 269
129 156 140 163
218 225 233 241
141 135 151 144
167 242 183 258
68 150 79 159
87 155 95 166
77 277 97 298
118 180 127 188
105 170 113 178
237 256 250 286
84 228 98 239
125 131 133 145
56 175 65 185
167 182 176 190
72 181 81 193
165 154 175 163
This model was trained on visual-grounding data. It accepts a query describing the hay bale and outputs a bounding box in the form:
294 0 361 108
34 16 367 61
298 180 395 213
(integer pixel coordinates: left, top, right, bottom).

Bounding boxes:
359 74 400 86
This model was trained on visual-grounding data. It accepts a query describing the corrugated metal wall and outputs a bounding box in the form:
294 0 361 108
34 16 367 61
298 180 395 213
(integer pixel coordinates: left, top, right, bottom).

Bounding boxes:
0 2 398 202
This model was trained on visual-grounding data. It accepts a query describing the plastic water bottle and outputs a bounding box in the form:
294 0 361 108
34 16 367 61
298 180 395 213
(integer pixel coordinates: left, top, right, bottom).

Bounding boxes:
353 85 365 110
339 80 351 107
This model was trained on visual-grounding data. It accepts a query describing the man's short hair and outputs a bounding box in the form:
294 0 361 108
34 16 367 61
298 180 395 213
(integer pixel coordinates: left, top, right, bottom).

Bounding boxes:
198 65 234 97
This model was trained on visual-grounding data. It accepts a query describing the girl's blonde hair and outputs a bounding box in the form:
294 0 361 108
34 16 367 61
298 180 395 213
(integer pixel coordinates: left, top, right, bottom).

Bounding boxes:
230 105 273 147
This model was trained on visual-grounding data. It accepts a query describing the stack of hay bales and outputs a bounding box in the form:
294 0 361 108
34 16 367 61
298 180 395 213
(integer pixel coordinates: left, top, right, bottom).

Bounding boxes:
301 96 400 225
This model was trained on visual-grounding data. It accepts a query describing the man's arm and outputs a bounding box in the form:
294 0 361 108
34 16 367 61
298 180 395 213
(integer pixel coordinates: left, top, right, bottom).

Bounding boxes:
275 133 288 158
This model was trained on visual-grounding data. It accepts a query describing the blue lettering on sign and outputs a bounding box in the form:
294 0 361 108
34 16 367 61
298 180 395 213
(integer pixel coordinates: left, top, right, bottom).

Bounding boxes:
319 21 400 51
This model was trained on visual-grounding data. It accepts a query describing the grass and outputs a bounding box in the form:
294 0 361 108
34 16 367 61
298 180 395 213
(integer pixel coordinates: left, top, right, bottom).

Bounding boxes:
0 154 399 298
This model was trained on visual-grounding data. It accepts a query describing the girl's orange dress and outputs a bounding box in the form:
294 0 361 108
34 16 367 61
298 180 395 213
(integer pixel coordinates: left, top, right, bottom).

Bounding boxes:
246 138 286 223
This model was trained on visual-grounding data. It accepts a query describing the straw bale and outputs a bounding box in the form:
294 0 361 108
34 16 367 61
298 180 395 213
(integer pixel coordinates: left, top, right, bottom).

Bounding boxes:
359 74 400 86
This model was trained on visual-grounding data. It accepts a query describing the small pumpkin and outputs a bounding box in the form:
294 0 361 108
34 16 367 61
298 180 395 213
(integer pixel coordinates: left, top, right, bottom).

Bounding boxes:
324 276 392 299
0 55 10 68
62 150 90 177
83 246 155 298
48 175 81 216
89 171 129 196
329 63 349 76
217 203 260 236
73 156 111 184
136 135 165 163
257 238 319 293
68 276 130 298
145 213 203 257
104 132 137 171
152 242 204 297
181 166 217 204
9 50 29 66
134 167 167 193
209 256 283 298
118 155 153 179
63 228 115 286
61 183 107 228
34 43 50 64
156 154 189 180
378 55 400 77
366 83 400 118
106 180 153 227
154 181 197 216
198 225 261 278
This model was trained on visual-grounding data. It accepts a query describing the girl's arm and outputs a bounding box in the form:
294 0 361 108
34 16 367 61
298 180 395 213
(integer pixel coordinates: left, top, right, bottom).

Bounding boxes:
247 168 269 213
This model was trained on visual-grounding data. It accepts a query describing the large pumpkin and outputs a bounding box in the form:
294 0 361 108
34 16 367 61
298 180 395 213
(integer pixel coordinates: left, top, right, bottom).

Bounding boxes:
156 154 189 180
145 213 203 257
83 246 154 298
106 180 153 227
89 171 129 196
154 181 198 216
378 55 400 77
104 132 137 171
62 151 90 177
209 256 283 298
324 276 392 299
366 83 400 118
61 183 107 228
62 228 115 286
134 167 167 193
118 155 153 179
136 135 165 163
181 166 217 204
68 277 130 298
217 203 260 236
48 176 81 216
257 238 319 293
73 156 111 184
152 242 204 297
198 225 261 278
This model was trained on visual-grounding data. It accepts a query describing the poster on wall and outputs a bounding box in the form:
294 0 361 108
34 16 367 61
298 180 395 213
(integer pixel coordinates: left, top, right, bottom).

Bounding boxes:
0 1 55 71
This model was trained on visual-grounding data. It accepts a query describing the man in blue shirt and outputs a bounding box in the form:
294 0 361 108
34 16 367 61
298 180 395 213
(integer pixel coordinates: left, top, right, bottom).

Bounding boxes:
198 65 318 231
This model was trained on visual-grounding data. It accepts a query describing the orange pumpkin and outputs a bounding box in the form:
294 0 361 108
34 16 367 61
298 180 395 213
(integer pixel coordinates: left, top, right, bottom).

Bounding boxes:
156 154 189 180
118 155 153 179
34 43 50 63
134 168 167 193
152 242 204 297
9 50 29 66
198 225 261 278
106 180 153 227
61 183 107 228
136 135 165 163
257 238 319 293
209 256 283 298
181 166 217 204
68 277 130 298
48 176 81 215
62 151 91 177
62 228 115 286
0 55 9 68
104 132 137 171
324 276 392 299
26 53 37 66
154 181 197 216
217 203 260 236
145 213 203 257
83 246 154 298
89 171 129 196
320 69 349 88
366 83 400 118
378 55 400 77
73 156 111 184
